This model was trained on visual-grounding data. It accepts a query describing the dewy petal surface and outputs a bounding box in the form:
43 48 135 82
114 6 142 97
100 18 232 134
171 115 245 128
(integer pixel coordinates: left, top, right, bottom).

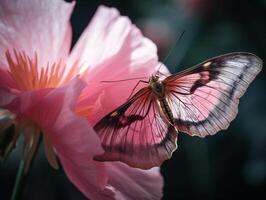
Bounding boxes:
0 0 74 69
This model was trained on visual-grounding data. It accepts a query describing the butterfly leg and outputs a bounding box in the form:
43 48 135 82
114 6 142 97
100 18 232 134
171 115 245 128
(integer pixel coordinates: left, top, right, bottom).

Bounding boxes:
127 80 149 99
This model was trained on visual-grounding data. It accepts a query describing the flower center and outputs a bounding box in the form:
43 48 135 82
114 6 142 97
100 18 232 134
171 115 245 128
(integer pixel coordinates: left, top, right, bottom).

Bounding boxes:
6 50 80 91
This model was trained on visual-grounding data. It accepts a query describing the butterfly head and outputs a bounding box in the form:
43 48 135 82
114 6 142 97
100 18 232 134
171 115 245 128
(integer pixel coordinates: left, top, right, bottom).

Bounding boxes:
149 74 164 97
150 74 160 82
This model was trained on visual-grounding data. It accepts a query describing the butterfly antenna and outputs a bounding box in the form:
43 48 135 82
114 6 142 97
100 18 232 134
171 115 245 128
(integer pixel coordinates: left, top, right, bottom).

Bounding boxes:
101 77 148 83
157 30 186 74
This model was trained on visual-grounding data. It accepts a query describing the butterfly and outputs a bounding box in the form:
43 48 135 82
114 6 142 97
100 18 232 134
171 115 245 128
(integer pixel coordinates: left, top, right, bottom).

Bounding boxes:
93 52 262 169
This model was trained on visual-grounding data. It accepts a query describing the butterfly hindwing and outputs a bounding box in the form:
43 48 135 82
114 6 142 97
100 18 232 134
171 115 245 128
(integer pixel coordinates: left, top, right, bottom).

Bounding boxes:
94 87 177 169
163 52 262 137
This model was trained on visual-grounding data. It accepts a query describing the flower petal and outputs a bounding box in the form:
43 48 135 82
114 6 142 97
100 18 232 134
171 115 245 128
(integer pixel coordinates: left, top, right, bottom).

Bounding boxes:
72 6 168 124
0 0 74 69
58 158 116 200
69 5 158 75
31 78 111 199
39 80 113 199
106 162 163 200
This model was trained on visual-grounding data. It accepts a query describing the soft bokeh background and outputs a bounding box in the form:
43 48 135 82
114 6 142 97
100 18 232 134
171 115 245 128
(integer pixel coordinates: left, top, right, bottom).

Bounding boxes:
1 0 265 199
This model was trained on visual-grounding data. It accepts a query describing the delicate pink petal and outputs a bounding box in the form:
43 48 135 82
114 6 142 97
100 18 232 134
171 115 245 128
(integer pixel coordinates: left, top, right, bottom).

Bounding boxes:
106 162 163 200
35 79 114 199
0 0 74 69
72 6 168 124
60 159 164 200
59 158 116 200
30 78 111 200
49 93 110 198
69 5 158 75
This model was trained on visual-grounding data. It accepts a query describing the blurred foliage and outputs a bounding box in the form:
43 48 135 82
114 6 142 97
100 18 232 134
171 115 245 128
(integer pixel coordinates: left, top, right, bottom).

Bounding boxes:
1 0 266 199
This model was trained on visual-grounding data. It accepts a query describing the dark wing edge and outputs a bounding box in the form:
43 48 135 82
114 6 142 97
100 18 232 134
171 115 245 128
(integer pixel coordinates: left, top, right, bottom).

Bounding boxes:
93 87 178 169
164 52 262 137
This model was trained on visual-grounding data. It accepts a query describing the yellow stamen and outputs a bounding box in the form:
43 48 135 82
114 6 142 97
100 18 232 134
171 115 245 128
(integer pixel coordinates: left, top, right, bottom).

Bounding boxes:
6 50 81 91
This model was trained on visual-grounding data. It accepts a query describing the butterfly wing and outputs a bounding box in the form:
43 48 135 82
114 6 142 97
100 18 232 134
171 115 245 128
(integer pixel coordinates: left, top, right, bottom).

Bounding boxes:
163 52 262 137
94 86 177 169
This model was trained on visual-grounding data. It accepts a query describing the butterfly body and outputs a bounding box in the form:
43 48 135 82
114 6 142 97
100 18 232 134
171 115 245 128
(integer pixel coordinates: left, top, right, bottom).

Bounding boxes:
94 52 262 169
149 75 177 128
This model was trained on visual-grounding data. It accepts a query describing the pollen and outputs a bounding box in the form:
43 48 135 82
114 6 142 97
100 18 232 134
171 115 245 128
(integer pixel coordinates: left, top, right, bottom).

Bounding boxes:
6 50 80 91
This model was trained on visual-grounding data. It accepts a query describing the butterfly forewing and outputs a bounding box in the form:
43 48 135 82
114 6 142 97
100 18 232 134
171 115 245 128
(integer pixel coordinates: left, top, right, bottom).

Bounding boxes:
94 87 177 169
163 52 262 137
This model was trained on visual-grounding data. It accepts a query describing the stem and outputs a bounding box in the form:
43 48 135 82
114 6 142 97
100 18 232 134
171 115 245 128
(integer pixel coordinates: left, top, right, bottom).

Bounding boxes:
11 159 25 200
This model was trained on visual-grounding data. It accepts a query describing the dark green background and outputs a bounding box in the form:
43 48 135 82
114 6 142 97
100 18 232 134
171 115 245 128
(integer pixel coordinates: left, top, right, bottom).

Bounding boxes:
1 0 265 199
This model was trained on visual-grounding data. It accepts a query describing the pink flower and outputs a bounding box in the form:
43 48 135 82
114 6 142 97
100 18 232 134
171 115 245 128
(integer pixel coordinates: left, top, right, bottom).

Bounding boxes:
0 0 164 199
